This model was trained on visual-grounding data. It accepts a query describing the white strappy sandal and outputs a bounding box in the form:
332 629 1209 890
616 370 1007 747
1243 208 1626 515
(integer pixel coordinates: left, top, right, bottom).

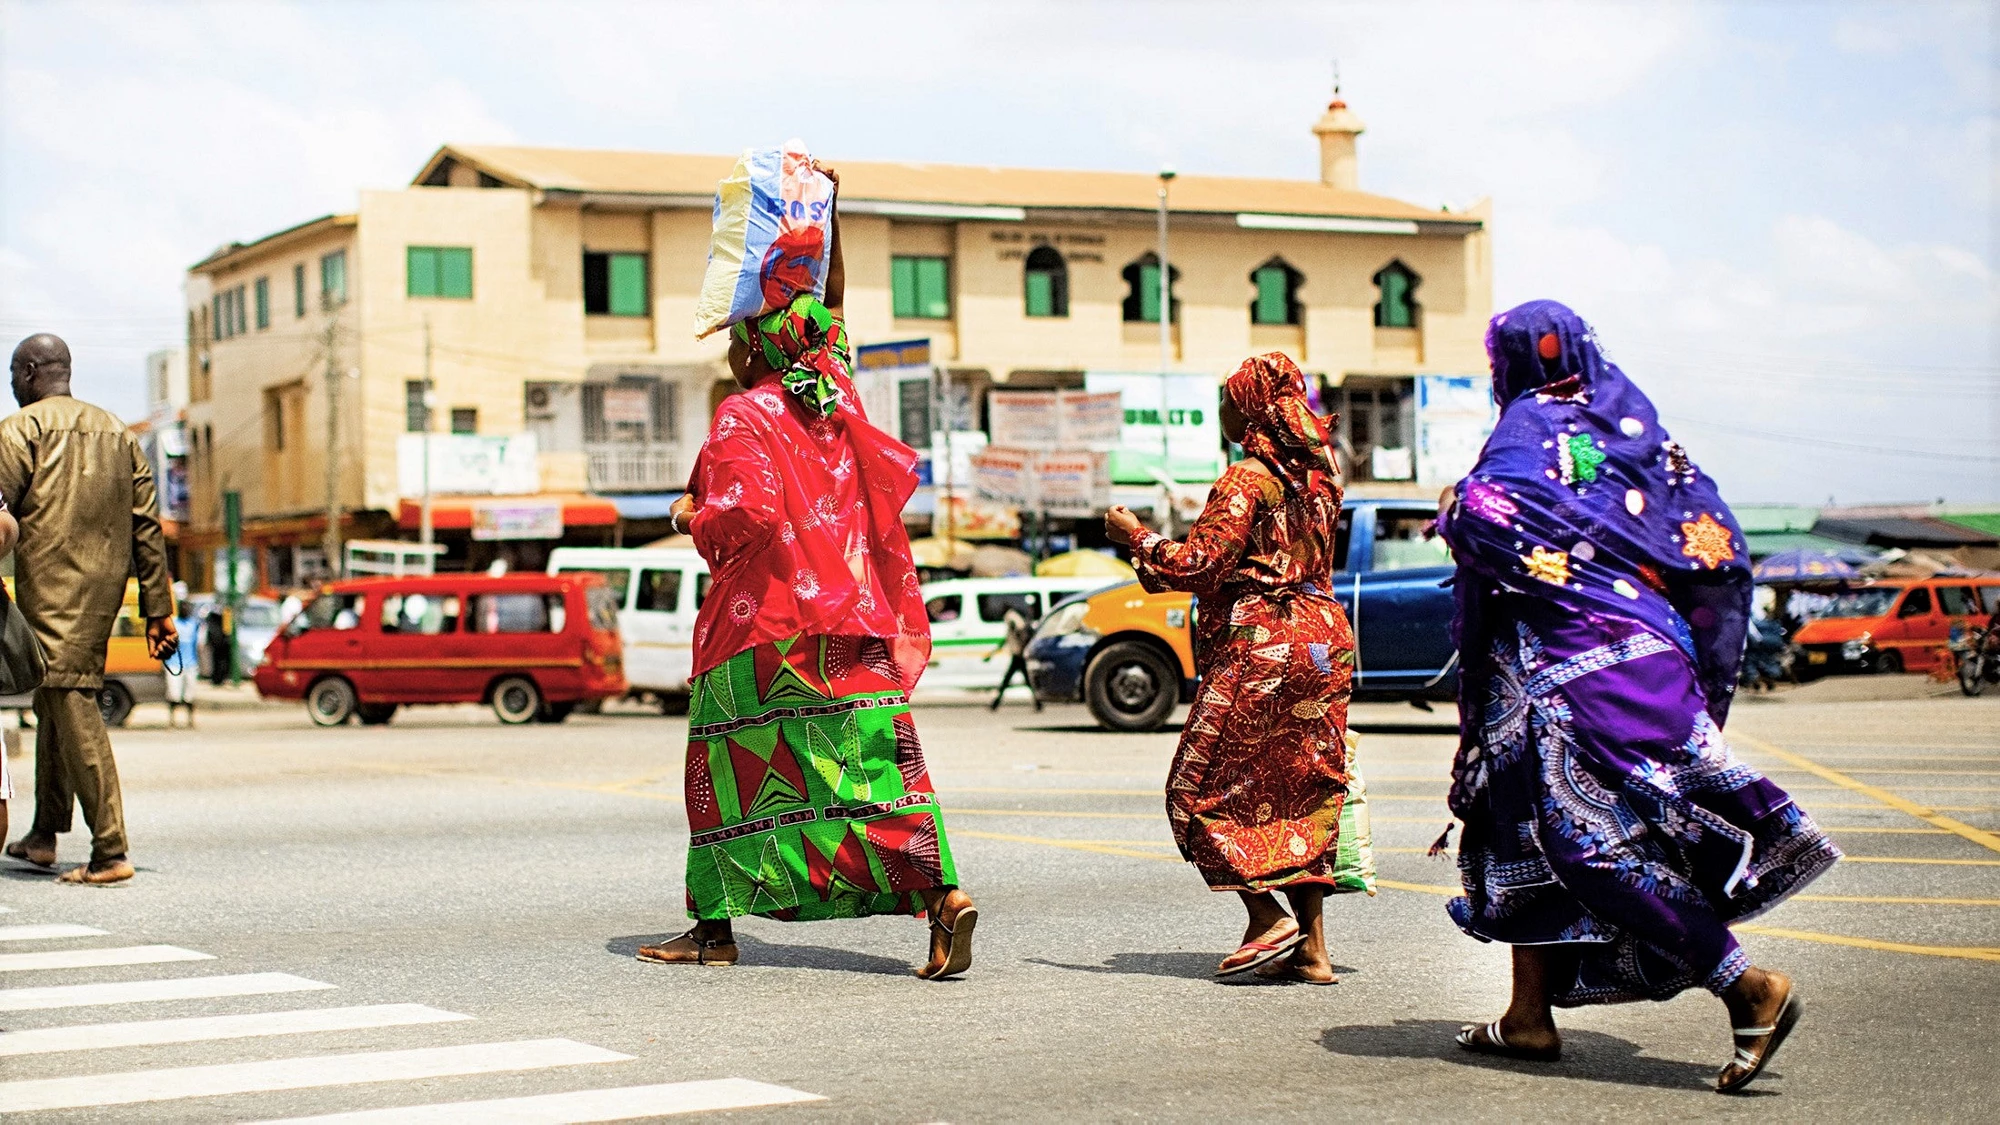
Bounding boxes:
1717 991 1802 1093
1455 1019 1561 1062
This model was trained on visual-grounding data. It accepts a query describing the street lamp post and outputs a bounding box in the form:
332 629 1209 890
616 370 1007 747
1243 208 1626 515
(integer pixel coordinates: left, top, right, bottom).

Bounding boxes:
419 316 434 550
1157 166 1176 533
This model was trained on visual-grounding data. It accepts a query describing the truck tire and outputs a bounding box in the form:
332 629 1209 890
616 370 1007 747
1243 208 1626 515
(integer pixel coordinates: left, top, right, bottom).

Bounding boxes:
1085 641 1179 732
1871 650 1903 675
491 676 541 725
357 703 398 726
96 682 135 728
307 677 358 727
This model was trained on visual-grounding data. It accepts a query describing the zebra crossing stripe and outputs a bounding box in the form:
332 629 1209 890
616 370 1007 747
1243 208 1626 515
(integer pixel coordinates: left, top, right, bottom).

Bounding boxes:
0 971 335 1012
0 944 213 973
0 1038 634 1112
0 1004 471 1057
249 1078 827 1123
0 923 109 942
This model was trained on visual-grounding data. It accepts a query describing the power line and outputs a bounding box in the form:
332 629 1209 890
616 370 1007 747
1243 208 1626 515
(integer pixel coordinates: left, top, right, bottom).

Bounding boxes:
1669 415 2000 463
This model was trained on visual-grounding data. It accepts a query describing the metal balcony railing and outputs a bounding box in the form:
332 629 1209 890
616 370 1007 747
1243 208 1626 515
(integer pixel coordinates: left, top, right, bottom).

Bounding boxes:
585 444 685 493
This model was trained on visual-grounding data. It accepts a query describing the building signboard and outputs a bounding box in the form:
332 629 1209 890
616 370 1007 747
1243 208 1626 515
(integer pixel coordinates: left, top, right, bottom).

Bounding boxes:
854 338 933 449
471 499 564 541
1415 374 1498 487
972 446 1110 517
1083 371 1224 484
397 433 540 497
988 390 1123 449
599 387 652 426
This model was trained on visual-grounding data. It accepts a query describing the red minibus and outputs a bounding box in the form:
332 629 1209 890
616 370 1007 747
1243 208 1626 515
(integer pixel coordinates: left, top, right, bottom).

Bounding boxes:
255 572 626 726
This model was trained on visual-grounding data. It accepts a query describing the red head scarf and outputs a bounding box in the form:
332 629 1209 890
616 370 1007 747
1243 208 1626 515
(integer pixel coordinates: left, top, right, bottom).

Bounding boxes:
1225 352 1339 500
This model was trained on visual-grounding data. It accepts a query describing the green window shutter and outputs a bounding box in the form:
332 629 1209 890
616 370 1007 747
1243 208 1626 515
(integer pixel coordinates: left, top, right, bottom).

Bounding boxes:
1139 264 1161 323
608 253 647 316
1381 271 1412 327
440 248 473 299
407 248 438 297
255 278 270 329
1254 267 1288 325
322 251 346 305
916 257 950 318
1025 270 1053 317
293 264 306 317
891 257 917 318
213 296 225 339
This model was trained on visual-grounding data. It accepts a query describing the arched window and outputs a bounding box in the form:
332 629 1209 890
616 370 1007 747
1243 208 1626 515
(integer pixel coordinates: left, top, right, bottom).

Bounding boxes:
1249 257 1302 326
1373 261 1420 328
1121 253 1180 323
1023 246 1068 318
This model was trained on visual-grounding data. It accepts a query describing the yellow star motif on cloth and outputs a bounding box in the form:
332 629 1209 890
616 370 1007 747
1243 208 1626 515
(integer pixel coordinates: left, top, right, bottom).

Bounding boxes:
1521 545 1572 586
1679 512 1736 569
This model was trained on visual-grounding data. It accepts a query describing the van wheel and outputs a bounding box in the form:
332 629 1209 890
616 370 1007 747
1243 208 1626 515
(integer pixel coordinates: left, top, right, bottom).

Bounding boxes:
491 676 541 725
659 693 690 716
1871 650 1904 675
96 682 135 728
307 677 358 727
357 704 397 726
535 701 574 724
1086 641 1179 732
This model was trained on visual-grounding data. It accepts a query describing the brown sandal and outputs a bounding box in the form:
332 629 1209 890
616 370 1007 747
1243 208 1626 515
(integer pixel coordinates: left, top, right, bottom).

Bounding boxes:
56 859 133 885
636 930 739 966
917 890 977 980
5 837 55 869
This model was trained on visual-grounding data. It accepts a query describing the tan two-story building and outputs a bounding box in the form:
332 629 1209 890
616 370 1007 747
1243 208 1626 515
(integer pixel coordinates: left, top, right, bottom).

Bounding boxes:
182 90 1491 589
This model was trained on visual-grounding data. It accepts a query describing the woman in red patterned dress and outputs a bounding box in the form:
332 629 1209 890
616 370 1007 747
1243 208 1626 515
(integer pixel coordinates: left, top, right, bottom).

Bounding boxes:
1105 353 1355 984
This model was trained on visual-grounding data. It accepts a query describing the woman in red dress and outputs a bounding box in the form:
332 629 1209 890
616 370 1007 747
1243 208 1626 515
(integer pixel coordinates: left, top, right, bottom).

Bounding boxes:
1106 353 1355 983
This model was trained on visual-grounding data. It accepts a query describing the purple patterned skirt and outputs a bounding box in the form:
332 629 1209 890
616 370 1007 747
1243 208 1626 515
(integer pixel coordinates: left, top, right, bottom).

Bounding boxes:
1448 599 1840 1006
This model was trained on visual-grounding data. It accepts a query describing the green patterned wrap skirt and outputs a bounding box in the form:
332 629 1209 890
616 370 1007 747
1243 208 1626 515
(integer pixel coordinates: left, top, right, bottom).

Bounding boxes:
684 634 958 921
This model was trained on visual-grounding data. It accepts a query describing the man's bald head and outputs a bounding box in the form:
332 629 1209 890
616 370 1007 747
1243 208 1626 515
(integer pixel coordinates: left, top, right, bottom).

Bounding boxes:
11 333 72 407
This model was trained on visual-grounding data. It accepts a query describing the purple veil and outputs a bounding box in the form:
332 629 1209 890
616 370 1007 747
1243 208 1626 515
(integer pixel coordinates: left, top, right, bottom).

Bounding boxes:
1445 301 1752 765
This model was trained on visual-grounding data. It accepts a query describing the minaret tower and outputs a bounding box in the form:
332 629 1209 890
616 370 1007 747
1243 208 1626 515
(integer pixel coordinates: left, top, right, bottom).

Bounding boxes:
1312 70 1365 190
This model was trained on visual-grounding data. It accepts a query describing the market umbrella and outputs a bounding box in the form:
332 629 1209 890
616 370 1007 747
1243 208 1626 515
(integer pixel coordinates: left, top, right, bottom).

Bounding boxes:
1752 548 1861 582
907 537 978 571
1034 550 1136 580
969 545 1034 578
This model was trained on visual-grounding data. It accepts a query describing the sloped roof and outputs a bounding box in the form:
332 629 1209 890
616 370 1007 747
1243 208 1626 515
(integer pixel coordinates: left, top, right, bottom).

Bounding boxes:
418 144 1477 227
1732 505 1820 535
1813 516 2000 548
1942 512 2000 539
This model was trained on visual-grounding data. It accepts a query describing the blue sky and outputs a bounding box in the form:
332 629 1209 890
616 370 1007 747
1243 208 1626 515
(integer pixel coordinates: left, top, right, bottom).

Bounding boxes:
2 0 1992 504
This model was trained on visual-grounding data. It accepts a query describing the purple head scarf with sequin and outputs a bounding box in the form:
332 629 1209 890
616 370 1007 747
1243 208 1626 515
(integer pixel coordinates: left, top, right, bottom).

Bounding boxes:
1442 299 1751 725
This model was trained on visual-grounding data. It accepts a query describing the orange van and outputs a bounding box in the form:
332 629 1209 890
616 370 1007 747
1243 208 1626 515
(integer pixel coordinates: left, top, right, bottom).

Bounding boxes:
255 572 626 726
1791 576 2000 677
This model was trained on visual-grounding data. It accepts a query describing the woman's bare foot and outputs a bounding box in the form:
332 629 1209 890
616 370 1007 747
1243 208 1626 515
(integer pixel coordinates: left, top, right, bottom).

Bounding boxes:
917 887 977 980
1253 947 1337 984
1455 1016 1562 1061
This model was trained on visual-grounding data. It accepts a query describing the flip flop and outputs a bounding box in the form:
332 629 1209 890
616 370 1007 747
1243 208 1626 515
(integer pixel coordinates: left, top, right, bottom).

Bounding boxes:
1216 925 1305 978
1455 1020 1561 1062
1717 990 1802 1094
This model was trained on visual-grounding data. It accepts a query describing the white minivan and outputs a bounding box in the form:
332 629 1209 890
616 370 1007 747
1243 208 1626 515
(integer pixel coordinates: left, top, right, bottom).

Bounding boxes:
548 546 710 710
917 577 1109 693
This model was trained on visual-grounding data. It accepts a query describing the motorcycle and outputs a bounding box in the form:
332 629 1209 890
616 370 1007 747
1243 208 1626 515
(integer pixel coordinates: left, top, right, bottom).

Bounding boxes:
1952 626 1998 697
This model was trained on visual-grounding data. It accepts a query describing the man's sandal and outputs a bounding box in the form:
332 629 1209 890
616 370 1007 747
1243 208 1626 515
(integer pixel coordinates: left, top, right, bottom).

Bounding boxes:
1216 923 1304 978
1455 1020 1562 1062
56 859 133 885
1716 991 1802 1094
5 839 55 869
917 894 977 980
635 930 739 966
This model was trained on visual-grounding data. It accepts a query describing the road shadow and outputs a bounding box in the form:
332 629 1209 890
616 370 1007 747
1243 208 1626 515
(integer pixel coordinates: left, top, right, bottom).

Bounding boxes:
1012 724 1176 735
1319 1018 1769 1094
1027 952 1358 982
605 932 915 977
1348 721 1459 736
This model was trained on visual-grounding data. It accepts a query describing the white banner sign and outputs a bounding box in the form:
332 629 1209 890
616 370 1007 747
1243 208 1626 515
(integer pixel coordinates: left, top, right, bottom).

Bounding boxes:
471 499 563 541
987 390 1126 450
972 446 1110 516
397 433 540 497
1415 374 1498 487
1083 371 1223 482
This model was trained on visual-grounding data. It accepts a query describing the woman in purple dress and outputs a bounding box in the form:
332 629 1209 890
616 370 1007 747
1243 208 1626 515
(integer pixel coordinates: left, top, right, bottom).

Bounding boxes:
1436 301 1840 1094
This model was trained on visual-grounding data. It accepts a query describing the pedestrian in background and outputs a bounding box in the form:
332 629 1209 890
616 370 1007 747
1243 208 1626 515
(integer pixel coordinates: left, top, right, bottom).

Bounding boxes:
0 334 176 885
0 497 20 849
641 165 979 979
166 586 200 728
1106 352 1358 985
986 602 1041 711
1434 301 1839 1092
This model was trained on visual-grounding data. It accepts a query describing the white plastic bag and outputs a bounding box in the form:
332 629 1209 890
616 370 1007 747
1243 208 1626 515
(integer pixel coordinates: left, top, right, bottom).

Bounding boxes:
693 139 835 338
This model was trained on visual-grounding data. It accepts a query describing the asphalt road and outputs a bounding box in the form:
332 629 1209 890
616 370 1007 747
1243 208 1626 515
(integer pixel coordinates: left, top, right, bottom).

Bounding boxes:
0 681 1995 1123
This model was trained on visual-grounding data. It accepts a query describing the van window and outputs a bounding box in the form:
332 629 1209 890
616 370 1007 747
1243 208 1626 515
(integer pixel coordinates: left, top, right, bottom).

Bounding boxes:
238 603 280 628
1938 586 1979 616
695 573 712 609
979 592 1039 622
1046 590 1082 607
926 595 963 623
1823 588 1901 619
380 593 461 635
293 593 363 634
635 569 681 612
1373 510 1454 572
1334 509 1355 573
1984 587 2000 615
558 567 632 607
586 586 620 632
468 593 565 634
1897 587 1932 618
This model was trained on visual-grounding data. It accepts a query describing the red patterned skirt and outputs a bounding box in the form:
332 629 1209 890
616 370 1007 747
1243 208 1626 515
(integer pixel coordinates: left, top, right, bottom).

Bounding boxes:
1168 589 1355 890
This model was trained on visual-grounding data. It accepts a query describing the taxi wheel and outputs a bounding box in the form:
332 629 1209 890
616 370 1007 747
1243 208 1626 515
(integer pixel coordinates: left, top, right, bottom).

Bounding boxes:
491 676 542 725
95 682 135 729
1086 641 1178 732
1871 650 1903 675
306 677 358 727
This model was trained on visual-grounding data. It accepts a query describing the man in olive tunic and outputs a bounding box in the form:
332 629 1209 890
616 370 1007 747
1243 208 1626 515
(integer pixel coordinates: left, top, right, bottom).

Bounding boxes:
0 334 175 885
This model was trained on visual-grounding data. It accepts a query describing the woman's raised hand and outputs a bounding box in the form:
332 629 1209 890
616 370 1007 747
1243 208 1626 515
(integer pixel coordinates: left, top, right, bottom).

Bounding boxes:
812 160 840 192
670 493 698 536
1104 505 1145 547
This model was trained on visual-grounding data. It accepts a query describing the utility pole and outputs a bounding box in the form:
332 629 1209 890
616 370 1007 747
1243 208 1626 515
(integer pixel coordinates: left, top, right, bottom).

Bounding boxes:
419 316 434 548
320 304 344 580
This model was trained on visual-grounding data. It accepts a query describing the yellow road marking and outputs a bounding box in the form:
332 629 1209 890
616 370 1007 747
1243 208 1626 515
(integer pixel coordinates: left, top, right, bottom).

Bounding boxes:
1377 879 1459 896
954 830 1176 862
1823 826 1949 835
352 760 684 803
1734 924 2000 963
1839 856 2000 867
944 787 1159 796
1807 802 1993 812
1790 894 2000 907
1766 767 2000 777
950 808 1161 821
1735 733 2000 855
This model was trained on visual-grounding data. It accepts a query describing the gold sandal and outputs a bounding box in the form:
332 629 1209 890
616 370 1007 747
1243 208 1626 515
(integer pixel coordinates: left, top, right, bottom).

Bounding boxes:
636 930 739 966
917 892 977 980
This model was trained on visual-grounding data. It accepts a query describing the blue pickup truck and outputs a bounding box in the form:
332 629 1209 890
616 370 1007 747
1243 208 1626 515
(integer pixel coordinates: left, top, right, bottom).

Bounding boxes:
1024 498 1459 731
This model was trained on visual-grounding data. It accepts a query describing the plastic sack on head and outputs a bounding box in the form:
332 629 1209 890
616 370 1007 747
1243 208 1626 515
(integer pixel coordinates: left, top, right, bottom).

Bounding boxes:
692 140 836 339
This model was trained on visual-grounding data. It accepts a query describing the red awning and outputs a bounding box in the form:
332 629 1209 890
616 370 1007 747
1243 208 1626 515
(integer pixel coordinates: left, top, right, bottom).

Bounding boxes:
396 494 621 532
